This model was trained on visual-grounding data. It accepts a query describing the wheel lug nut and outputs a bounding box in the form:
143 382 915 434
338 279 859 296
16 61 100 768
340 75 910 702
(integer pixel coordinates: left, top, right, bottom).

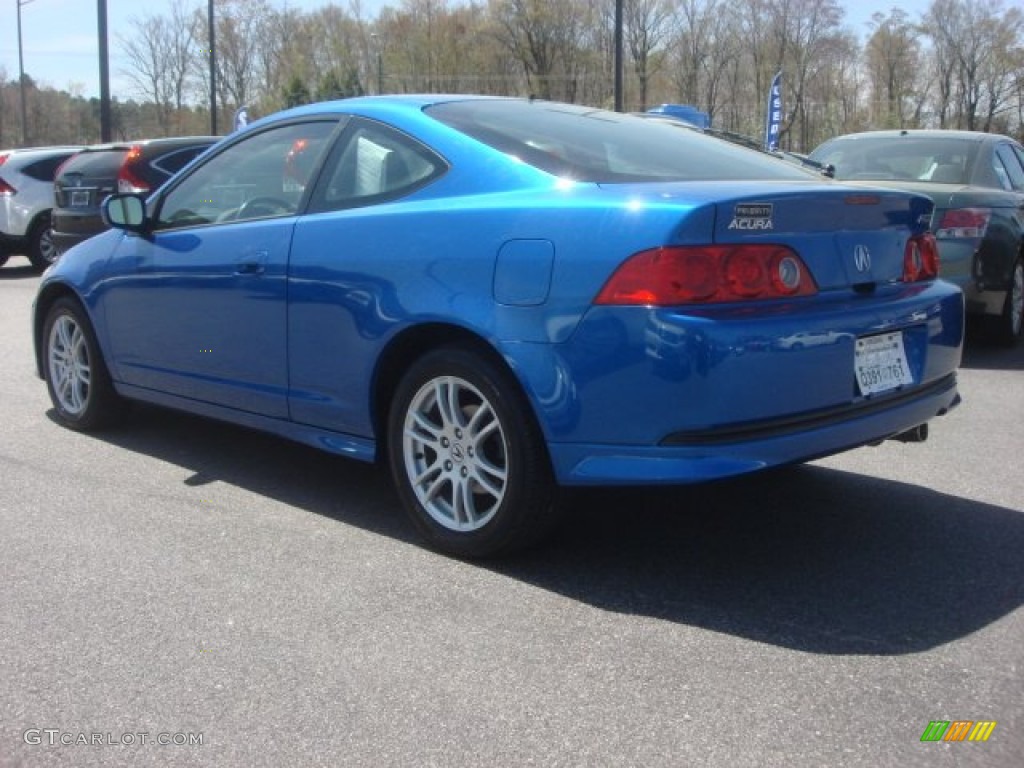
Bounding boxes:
461 467 468 477
445 461 453 471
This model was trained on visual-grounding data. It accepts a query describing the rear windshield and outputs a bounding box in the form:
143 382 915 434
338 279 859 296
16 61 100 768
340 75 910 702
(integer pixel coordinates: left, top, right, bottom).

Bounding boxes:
425 100 813 183
810 136 981 184
57 149 128 180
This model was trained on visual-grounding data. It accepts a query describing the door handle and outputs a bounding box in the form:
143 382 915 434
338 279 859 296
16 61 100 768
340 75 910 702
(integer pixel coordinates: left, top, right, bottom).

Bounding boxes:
236 249 268 275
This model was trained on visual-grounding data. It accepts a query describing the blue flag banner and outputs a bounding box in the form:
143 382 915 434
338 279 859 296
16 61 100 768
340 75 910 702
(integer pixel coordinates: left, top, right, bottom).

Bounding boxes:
765 72 782 152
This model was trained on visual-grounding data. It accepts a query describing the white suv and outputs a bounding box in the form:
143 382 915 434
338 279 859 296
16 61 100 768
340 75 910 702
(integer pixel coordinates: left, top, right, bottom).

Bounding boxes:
0 146 83 271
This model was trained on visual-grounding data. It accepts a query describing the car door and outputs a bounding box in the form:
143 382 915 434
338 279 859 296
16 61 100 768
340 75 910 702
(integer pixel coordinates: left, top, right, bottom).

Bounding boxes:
101 119 339 417
286 118 448 436
991 143 1024 283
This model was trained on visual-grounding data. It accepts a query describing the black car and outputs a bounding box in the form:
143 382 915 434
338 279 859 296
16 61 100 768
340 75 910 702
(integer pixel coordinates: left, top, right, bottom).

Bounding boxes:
809 130 1024 344
52 136 218 255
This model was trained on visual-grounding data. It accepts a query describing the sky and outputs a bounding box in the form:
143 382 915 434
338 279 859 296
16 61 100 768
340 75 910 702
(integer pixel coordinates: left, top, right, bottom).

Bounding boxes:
1 0 935 101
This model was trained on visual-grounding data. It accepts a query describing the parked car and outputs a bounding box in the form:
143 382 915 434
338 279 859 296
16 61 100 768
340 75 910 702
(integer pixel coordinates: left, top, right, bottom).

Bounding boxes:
33 96 963 558
51 136 218 255
809 130 1024 344
0 145 83 270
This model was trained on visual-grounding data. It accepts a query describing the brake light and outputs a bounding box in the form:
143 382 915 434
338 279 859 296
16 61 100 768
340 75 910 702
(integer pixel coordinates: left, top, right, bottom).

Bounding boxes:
0 178 15 196
934 208 990 239
117 144 150 194
0 152 9 167
594 245 818 306
903 233 939 282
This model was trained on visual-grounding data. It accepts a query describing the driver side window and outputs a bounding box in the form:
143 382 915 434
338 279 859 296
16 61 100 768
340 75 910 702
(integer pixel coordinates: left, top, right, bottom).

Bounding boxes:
157 120 337 229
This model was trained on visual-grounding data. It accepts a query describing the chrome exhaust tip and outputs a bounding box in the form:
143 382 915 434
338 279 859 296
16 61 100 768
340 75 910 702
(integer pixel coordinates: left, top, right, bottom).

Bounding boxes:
892 423 929 443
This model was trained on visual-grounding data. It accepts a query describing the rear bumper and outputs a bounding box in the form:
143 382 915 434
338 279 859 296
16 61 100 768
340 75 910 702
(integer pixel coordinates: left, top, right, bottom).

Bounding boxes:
550 375 959 485
510 279 964 486
51 209 107 254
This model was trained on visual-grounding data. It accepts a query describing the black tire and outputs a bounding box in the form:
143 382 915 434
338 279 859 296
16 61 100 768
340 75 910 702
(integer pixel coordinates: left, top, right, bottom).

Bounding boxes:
42 297 124 430
387 346 557 558
26 214 59 272
994 257 1023 346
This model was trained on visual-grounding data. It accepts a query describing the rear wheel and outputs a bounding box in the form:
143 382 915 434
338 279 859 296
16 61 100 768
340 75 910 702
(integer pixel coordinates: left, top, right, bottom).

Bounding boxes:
387 346 556 558
995 257 1023 346
42 297 124 430
27 215 59 271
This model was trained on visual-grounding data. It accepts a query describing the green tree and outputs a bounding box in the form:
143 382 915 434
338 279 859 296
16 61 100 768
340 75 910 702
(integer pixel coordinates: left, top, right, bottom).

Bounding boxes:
282 75 312 108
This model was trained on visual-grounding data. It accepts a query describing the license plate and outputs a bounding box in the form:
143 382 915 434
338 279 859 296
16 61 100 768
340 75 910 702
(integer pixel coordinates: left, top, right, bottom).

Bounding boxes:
855 332 913 396
70 189 91 207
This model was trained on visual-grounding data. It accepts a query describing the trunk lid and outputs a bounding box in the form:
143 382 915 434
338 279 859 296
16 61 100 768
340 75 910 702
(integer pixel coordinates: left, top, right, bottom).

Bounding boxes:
601 180 932 290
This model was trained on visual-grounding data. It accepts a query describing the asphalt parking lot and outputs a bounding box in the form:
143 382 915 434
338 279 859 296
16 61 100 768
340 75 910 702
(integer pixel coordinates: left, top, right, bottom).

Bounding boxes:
1 261 1021 767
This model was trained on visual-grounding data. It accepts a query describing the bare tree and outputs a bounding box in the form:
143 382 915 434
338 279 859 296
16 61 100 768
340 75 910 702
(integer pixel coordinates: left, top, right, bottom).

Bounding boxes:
865 9 922 127
923 0 1024 131
490 0 589 101
121 0 197 136
671 0 740 124
623 0 675 110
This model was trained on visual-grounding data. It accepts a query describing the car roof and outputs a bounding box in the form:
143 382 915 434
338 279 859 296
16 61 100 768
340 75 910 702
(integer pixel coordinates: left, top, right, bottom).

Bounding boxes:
824 129 1014 144
0 145 85 159
252 94 513 125
74 136 219 153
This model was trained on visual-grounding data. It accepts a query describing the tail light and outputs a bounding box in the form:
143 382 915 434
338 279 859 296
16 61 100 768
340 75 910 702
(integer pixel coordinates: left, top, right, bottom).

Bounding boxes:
903 233 939 282
117 144 151 194
0 152 9 167
0 178 15 196
934 208 990 239
594 245 818 306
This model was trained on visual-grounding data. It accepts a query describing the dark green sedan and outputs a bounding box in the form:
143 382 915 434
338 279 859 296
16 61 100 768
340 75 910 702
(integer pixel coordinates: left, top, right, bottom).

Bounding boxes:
810 130 1024 345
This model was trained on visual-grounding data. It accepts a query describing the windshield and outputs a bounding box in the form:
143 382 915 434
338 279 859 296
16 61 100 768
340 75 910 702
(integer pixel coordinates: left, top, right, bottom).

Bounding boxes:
810 136 980 184
426 100 814 183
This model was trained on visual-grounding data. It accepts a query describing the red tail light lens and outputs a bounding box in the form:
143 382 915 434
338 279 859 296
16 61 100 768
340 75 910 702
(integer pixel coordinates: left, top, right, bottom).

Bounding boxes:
903 233 939 282
595 245 817 306
0 152 10 167
117 144 151 194
934 208 990 239
0 178 15 196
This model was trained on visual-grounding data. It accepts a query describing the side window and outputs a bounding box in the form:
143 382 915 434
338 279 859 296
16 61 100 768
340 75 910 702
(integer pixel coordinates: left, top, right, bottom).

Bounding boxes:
156 121 337 229
994 144 1024 191
309 119 445 212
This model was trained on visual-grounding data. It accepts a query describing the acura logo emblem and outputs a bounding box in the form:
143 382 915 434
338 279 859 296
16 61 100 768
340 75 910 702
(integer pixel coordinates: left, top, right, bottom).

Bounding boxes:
853 244 872 272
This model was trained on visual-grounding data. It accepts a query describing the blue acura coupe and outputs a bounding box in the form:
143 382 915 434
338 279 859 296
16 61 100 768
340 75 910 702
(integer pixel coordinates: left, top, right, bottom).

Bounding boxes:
33 96 964 557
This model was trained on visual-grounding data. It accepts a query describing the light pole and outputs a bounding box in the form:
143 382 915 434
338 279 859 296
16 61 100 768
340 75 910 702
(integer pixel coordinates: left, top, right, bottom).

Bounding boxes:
98 0 111 141
17 0 36 146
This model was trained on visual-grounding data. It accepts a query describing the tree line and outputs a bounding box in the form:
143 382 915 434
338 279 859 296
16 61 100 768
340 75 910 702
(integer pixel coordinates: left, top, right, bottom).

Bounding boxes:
2 0 1022 152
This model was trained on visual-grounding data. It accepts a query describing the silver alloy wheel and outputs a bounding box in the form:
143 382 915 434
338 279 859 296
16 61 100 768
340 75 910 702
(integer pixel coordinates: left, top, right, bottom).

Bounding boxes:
402 375 509 532
1011 261 1023 337
48 314 91 416
38 227 58 265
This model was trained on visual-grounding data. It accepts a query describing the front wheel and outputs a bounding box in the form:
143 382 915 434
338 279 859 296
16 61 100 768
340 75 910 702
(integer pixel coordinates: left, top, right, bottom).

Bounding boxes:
995 257 1023 346
387 347 556 558
42 297 124 430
